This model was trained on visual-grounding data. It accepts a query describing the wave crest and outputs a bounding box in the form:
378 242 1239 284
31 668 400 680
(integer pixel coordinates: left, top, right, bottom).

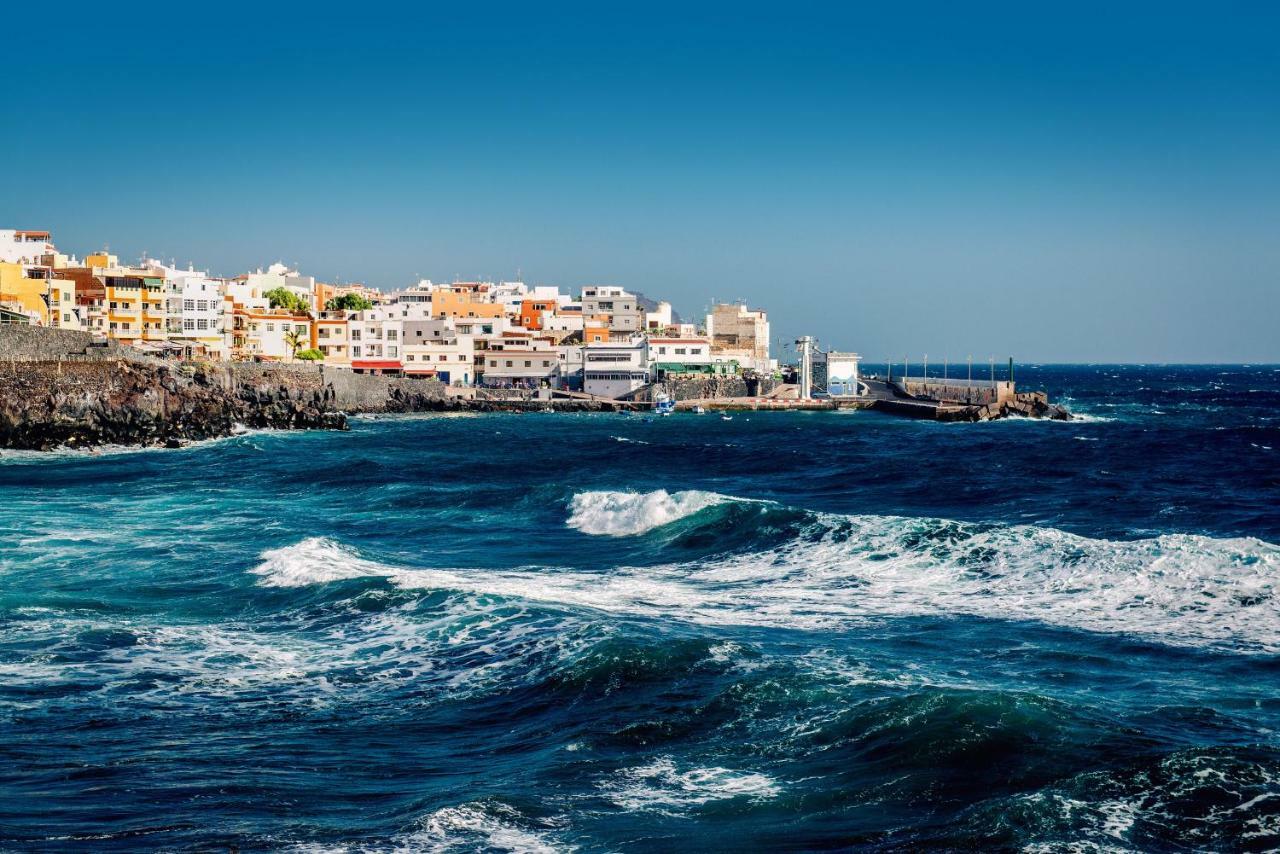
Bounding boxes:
567 490 727 536
249 498 1280 653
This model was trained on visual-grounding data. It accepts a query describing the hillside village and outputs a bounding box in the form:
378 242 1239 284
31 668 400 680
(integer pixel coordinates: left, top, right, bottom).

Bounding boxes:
0 228 775 399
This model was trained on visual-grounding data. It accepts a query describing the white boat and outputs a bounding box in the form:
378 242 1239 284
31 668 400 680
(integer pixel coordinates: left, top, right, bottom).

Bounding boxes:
692 405 706 415
721 414 733 421
653 391 675 417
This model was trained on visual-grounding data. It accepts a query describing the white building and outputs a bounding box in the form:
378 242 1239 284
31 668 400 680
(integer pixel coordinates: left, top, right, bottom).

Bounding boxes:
481 332 561 388
583 341 650 398
0 230 57 265
645 300 673 331
243 263 317 311
152 263 227 358
231 308 311 361
402 318 475 384
825 351 862 396
647 336 736 379
387 279 437 307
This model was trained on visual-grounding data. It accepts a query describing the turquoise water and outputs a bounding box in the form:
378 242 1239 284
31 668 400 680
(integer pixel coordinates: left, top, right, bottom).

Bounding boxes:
2 365 1279 850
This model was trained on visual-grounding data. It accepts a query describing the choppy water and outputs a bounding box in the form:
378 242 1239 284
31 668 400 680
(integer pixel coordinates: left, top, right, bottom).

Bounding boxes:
2 365 1279 851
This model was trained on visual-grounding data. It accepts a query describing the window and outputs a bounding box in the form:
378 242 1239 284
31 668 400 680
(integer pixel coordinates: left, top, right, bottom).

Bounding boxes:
691 348 702 355
183 319 195 330
505 360 513 367
184 299 195 311
350 330 361 341
675 348 686 355
658 347 667 354
197 300 208 311
387 329 398 340
406 354 415 361
352 346 362 357
542 360 550 367
388 346 398 357
524 360 531 367
489 360 497 367
266 323 275 332
197 319 208 330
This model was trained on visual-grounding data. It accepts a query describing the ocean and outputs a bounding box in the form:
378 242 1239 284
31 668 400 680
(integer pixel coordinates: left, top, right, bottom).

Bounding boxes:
2 364 1278 851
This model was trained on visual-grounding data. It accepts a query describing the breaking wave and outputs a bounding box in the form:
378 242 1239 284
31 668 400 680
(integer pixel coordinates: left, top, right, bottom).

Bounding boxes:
566 489 728 536
252 491 1280 653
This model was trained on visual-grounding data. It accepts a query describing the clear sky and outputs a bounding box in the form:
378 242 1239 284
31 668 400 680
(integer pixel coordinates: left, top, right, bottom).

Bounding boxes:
4 1 1278 362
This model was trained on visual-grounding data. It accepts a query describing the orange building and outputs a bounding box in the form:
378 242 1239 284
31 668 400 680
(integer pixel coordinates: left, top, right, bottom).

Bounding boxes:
517 298 557 330
431 285 504 320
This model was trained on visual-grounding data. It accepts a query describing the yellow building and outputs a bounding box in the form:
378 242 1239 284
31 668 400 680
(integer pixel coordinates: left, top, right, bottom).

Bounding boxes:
0 262 78 327
65 254 168 344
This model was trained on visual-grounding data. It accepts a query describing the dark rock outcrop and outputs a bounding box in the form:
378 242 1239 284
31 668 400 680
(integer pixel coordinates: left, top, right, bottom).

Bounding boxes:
0 361 348 451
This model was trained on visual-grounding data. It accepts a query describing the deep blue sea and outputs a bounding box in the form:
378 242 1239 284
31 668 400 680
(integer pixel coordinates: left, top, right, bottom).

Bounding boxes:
2 365 1279 851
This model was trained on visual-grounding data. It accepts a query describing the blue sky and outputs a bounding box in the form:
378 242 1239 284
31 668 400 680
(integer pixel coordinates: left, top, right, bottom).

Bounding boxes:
4 1 1278 361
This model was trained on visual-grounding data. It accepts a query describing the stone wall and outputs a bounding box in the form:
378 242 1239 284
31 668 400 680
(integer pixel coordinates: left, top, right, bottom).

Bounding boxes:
653 374 779 401
0 324 136 363
900 379 1015 405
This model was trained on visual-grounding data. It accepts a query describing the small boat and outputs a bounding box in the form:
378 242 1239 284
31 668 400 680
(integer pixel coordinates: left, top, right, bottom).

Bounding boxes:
721 414 733 421
653 391 675 417
692 405 706 415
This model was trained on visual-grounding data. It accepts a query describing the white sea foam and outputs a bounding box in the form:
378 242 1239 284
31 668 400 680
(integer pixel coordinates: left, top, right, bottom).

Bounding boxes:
251 491 1280 653
253 537 393 587
601 757 781 815
403 802 565 853
566 490 727 536
289 802 567 853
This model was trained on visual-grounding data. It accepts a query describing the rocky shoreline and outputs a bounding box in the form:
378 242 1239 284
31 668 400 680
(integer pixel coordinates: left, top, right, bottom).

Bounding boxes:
0 359 644 451
0 361 343 451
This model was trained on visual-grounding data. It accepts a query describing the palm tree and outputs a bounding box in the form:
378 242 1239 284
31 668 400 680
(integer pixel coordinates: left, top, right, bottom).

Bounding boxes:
284 329 305 361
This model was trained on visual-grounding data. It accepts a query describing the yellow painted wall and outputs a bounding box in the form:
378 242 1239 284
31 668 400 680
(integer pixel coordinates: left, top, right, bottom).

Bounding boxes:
0 263 55 323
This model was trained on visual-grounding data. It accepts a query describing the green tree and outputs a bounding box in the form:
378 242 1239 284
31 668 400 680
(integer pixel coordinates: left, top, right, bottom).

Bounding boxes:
283 329 306 358
295 348 324 361
264 287 309 312
325 293 374 312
